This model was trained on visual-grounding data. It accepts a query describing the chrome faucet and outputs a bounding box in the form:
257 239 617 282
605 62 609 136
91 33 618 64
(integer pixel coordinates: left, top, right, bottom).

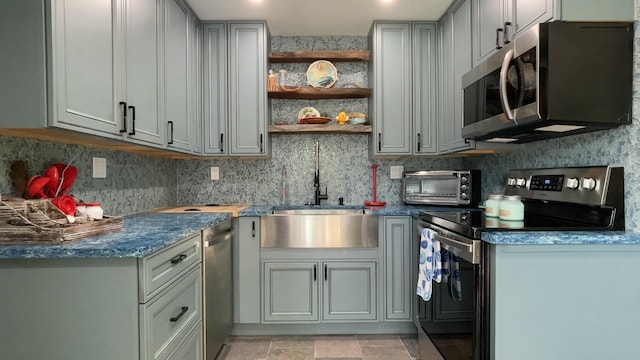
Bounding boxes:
313 141 328 205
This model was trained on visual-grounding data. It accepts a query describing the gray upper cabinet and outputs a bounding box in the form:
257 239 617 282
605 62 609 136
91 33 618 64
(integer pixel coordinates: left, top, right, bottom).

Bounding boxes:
203 22 228 155
229 22 270 156
369 22 412 156
472 0 555 66
438 0 474 154
472 0 634 68
190 18 203 154
164 0 195 153
50 0 123 136
123 0 164 146
412 23 438 155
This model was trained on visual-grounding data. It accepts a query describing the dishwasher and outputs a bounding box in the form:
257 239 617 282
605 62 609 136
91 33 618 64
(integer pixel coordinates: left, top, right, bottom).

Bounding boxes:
202 219 233 359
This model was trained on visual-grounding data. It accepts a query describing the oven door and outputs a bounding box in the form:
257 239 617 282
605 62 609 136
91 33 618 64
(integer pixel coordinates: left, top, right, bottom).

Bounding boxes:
414 220 488 360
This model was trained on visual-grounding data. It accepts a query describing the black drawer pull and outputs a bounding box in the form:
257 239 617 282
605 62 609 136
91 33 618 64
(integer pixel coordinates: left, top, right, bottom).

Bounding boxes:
170 254 187 265
170 306 189 322
324 264 328 281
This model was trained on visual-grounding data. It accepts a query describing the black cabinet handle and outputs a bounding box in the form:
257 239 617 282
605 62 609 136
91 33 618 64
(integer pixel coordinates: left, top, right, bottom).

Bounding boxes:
119 102 128 133
220 133 224 153
169 306 189 322
313 264 317 281
259 133 264 153
417 133 421 152
168 121 174 144
324 264 328 281
503 22 512 44
495 28 503 49
128 105 136 135
378 133 382 152
170 254 187 265
251 221 255 238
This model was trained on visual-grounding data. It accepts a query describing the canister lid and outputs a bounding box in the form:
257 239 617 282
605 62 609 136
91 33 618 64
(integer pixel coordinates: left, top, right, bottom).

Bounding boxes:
488 194 503 200
502 195 522 201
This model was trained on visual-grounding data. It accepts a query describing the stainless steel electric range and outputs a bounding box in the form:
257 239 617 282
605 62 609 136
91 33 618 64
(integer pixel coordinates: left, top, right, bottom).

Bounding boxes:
413 166 625 360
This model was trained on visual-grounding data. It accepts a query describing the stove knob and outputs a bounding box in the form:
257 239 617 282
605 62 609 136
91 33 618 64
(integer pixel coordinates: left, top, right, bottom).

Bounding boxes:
581 177 597 191
566 177 579 190
507 177 516 186
516 178 526 187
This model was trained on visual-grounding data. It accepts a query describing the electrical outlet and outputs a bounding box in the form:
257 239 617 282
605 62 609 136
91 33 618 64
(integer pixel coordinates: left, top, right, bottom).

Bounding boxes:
92 157 107 178
390 166 404 180
210 167 220 181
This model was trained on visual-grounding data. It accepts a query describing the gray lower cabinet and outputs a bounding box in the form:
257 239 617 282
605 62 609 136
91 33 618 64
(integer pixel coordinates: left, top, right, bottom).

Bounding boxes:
0 234 203 360
233 217 261 323
262 260 377 323
383 217 412 321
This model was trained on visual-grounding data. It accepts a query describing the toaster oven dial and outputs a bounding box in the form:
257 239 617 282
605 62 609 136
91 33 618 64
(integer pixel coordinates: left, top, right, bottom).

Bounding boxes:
461 185 468 191
460 176 468 184
460 193 468 200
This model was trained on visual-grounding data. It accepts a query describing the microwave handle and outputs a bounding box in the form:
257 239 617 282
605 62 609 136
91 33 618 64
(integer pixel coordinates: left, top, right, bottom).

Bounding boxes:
499 49 515 121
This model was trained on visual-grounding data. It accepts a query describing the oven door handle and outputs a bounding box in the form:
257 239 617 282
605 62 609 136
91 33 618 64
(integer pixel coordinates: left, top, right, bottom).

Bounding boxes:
415 222 481 264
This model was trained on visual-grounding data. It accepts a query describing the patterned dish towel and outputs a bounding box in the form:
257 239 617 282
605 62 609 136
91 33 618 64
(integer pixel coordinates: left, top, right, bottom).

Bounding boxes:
441 249 463 301
417 228 442 301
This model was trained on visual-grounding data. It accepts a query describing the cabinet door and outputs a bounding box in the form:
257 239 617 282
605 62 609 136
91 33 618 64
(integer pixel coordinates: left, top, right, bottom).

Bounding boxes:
233 217 261 323
509 0 555 37
51 0 123 135
412 23 438 155
189 18 202 154
124 0 163 146
203 22 228 155
322 261 377 321
384 217 412 321
263 261 319 322
472 0 505 66
229 22 268 156
436 16 452 153
164 0 192 152
370 22 412 155
446 0 474 153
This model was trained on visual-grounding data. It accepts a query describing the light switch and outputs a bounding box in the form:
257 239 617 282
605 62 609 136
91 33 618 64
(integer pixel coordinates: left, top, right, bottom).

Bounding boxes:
92 157 107 178
390 165 404 180
210 167 220 181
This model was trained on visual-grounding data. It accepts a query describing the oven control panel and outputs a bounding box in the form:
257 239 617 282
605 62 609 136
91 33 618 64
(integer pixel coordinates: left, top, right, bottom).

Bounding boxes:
504 166 623 206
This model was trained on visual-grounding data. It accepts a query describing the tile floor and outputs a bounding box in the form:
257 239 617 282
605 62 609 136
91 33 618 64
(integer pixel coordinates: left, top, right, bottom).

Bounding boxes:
218 334 420 360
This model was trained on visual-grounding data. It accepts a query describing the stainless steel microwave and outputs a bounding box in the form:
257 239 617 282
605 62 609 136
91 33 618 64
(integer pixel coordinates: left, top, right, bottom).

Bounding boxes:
402 170 480 206
461 21 633 144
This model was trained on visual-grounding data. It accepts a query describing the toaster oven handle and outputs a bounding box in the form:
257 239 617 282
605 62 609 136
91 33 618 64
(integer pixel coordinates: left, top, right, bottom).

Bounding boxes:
499 49 515 121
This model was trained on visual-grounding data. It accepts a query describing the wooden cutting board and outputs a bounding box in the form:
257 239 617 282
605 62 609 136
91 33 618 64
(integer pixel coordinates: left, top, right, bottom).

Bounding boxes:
155 205 250 217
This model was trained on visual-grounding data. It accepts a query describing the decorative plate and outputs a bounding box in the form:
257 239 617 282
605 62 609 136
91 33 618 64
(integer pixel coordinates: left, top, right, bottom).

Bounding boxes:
298 107 321 120
306 60 338 88
299 117 332 124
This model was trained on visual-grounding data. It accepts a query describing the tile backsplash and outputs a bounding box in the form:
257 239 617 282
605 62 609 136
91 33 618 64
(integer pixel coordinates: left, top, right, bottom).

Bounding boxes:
0 136 176 215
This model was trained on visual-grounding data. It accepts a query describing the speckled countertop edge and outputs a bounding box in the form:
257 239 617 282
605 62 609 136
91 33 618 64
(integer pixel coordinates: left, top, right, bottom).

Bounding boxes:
3 205 638 259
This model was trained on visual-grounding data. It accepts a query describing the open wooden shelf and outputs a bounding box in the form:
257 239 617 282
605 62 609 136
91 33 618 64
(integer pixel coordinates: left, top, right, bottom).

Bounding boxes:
268 87 371 100
269 50 371 63
268 124 372 134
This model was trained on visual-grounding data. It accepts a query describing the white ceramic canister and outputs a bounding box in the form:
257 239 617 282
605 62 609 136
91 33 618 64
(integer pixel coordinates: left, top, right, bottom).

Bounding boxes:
85 203 104 220
485 194 503 217
499 195 524 221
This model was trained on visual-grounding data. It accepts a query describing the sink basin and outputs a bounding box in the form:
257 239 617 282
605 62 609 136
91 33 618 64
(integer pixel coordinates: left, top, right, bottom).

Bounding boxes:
271 208 368 215
262 208 378 248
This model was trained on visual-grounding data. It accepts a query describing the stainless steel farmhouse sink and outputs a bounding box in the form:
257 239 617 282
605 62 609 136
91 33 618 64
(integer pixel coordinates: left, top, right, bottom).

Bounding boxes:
261 208 378 248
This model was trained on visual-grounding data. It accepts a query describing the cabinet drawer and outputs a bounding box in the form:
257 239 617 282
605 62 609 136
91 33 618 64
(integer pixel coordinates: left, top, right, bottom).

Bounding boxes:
162 323 203 360
139 233 202 301
140 265 202 360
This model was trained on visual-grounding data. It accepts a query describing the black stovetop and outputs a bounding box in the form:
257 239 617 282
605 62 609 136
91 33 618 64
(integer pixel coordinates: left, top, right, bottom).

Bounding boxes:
419 201 617 240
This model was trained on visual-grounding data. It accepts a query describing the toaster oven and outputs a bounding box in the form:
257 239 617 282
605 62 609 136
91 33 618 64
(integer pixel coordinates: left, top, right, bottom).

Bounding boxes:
402 170 480 206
